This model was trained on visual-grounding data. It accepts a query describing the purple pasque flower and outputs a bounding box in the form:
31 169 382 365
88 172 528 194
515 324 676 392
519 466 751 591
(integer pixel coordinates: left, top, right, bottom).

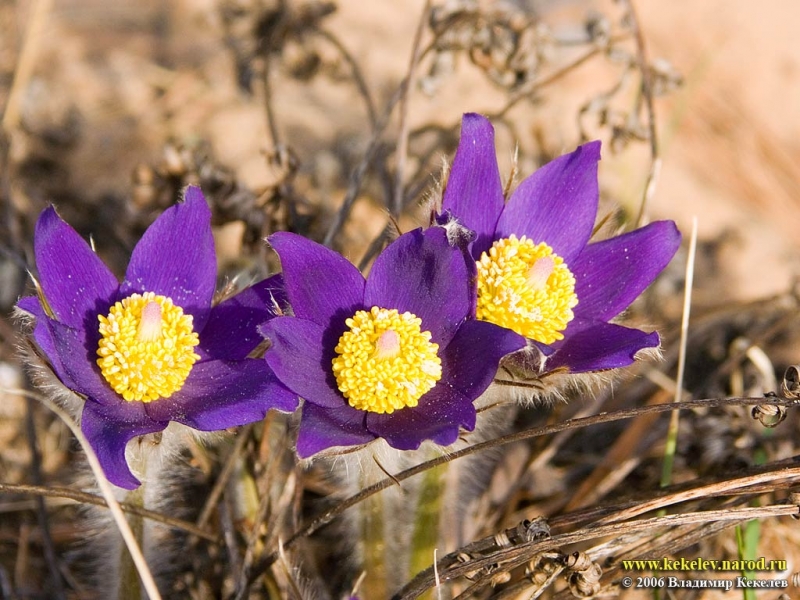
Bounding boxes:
17 186 298 489
440 113 681 374
259 227 526 457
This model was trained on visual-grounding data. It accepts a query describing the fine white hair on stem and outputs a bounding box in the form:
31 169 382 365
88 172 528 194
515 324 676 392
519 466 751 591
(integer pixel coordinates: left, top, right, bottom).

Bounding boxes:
3 387 162 600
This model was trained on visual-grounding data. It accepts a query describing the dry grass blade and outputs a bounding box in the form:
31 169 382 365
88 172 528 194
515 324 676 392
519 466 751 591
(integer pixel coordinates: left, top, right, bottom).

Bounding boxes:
661 215 698 488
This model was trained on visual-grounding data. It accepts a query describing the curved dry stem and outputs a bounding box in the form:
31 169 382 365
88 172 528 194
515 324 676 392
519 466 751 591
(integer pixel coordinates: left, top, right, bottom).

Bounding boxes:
3 388 163 600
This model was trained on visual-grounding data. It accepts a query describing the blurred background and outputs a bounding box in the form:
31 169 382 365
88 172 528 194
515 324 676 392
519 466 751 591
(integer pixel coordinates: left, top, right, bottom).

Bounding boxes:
2 0 800 298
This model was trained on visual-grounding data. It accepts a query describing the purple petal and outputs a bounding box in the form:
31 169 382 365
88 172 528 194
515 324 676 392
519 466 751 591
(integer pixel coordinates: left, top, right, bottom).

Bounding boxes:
144 359 298 428
199 274 288 360
81 400 167 489
260 317 345 409
496 141 601 263
17 297 77 389
532 340 556 357
296 402 372 457
364 228 472 347
366 385 476 450
33 207 119 328
546 322 660 373
571 221 681 321
48 319 123 406
441 113 505 258
269 232 365 328
16 295 40 317
440 320 526 397
121 186 216 330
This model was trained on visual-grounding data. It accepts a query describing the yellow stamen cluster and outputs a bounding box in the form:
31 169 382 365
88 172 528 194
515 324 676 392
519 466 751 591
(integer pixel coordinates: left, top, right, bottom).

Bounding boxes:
332 306 442 414
476 235 578 344
97 292 200 402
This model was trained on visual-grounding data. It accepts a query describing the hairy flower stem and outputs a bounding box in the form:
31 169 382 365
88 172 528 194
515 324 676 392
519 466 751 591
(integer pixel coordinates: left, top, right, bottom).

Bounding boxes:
408 464 445 597
361 487 388 599
344 447 421 597
109 430 179 600
353 439 491 597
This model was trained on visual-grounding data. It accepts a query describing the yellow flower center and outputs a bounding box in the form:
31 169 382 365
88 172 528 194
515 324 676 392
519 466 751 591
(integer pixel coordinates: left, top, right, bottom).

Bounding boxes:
332 306 442 414
96 292 201 402
476 235 578 344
